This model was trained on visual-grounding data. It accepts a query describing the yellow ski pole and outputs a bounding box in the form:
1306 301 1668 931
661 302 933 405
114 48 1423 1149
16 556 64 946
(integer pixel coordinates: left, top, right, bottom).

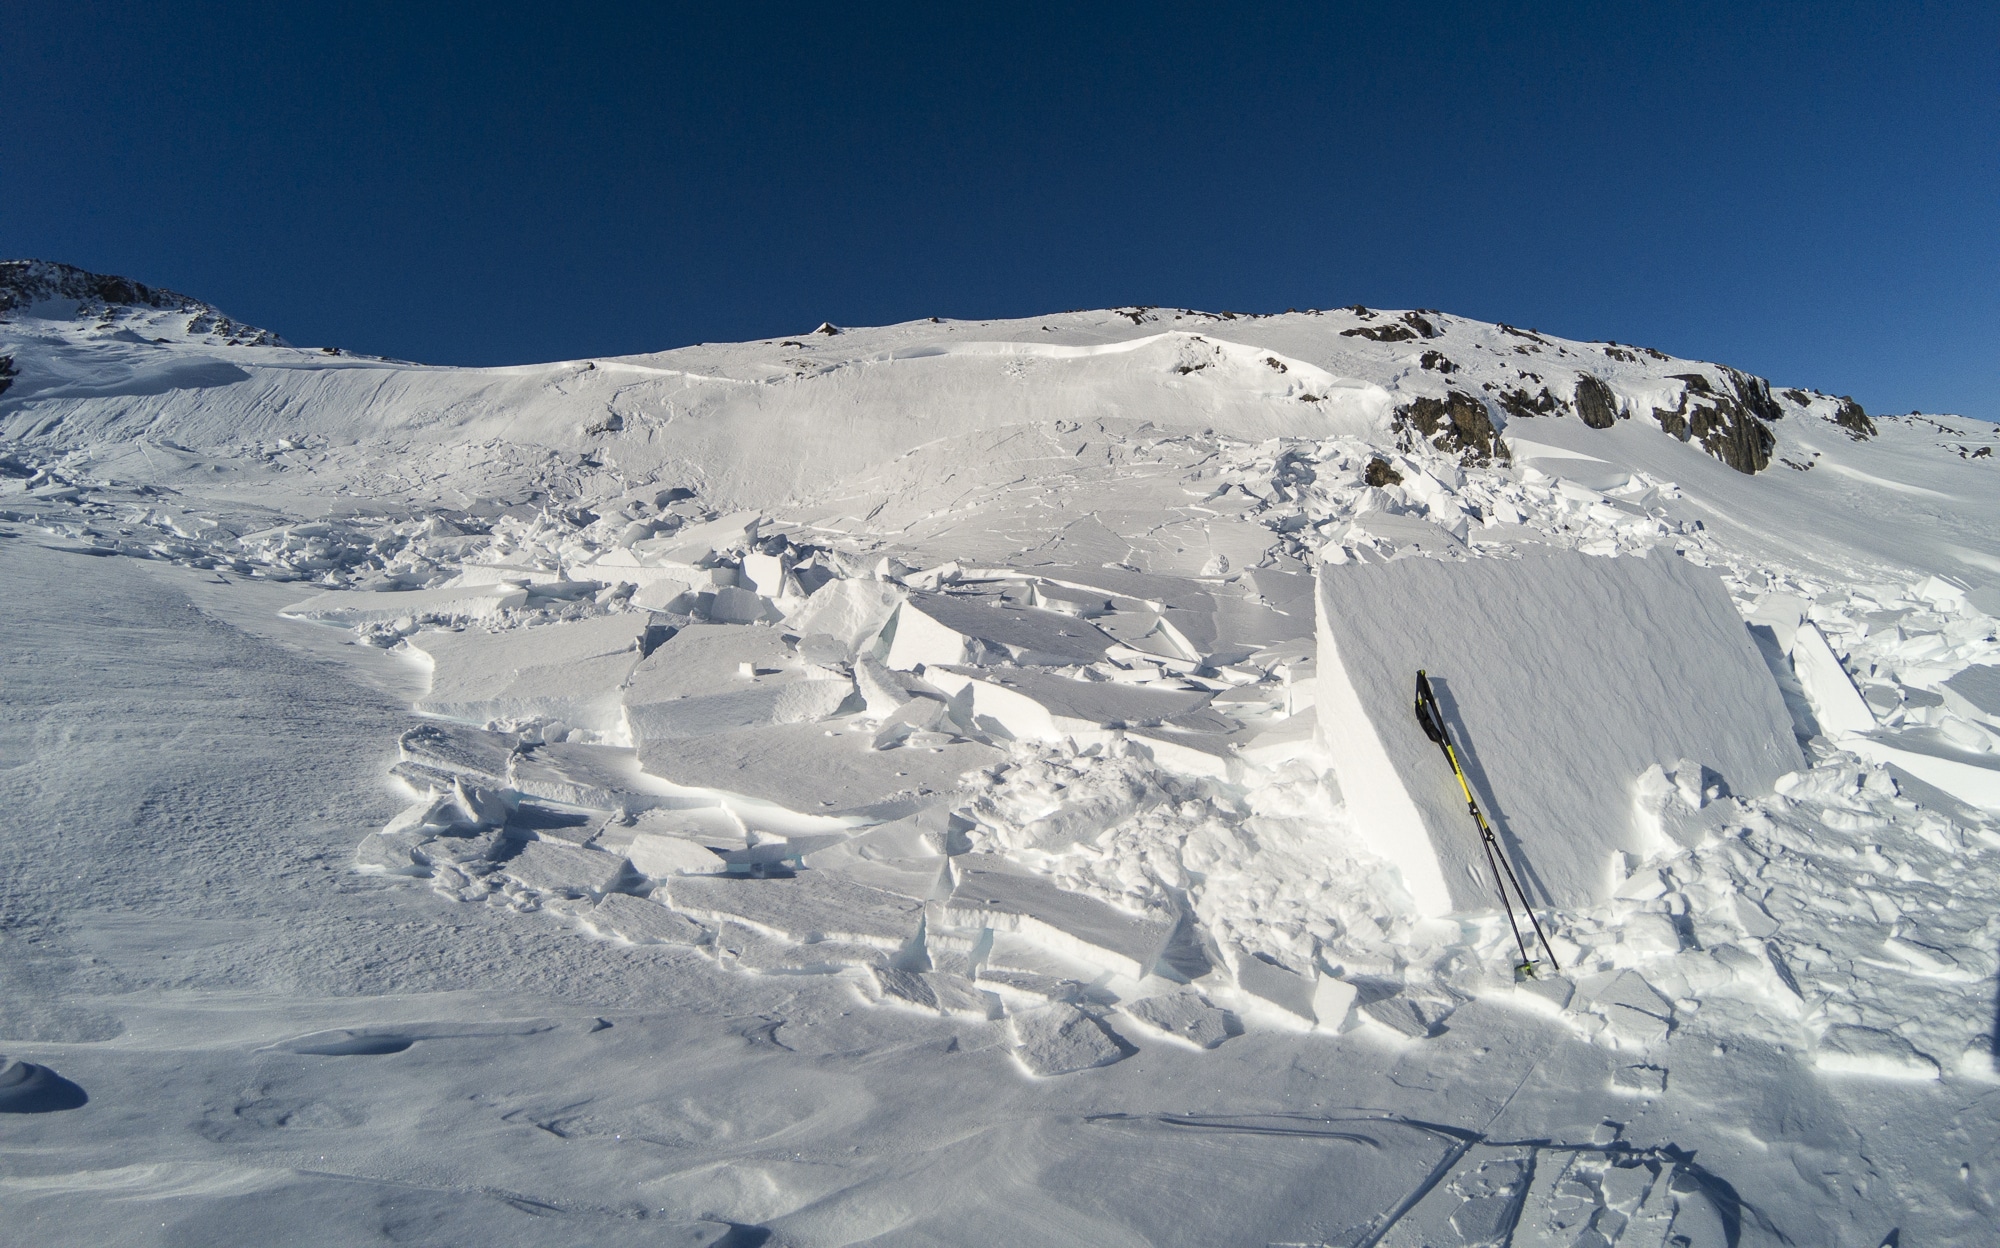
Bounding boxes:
1414 670 1561 978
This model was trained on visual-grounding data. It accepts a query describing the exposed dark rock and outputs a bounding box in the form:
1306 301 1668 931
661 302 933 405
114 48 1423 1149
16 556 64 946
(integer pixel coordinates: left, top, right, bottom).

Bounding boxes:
1694 404 1775 473
1 259 193 314
1496 386 1560 421
1721 367 1784 424
0 259 283 345
1418 350 1455 374
1781 387 1812 406
1573 373 1619 429
1652 393 1690 442
1394 391 1510 466
1651 369 1778 474
1346 305 1376 319
1399 311 1439 339
0 354 14 399
1262 356 1287 373
1341 323 1418 343
1603 344 1637 363
1497 324 1547 343
1670 372 1716 397
1832 396 1877 440
1363 457 1403 488
815 321 839 335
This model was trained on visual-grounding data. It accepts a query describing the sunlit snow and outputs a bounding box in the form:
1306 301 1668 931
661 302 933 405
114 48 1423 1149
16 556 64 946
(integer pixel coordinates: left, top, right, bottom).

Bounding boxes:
4 260 1998 1244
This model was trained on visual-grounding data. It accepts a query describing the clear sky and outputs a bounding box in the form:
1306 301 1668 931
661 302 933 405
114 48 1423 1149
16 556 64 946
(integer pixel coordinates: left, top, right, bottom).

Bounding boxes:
8 3 1995 419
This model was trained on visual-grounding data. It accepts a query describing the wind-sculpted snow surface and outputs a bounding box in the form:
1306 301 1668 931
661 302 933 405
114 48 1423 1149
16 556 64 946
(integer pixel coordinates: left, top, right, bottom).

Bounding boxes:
4 269 2000 1243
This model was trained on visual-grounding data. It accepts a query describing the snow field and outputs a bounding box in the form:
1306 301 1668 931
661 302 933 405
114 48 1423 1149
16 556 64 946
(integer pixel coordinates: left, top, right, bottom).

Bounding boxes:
8 284 2000 1242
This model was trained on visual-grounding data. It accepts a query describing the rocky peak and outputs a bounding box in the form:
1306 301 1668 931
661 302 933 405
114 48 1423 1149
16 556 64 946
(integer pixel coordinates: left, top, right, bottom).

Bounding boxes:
0 259 284 346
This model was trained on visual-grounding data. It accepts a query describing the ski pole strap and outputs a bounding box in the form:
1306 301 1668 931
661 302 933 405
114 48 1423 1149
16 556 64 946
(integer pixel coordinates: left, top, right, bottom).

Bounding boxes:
1414 670 1449 749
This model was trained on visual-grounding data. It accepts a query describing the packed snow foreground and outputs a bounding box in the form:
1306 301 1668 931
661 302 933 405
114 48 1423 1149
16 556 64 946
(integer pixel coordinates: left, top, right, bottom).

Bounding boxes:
4 259 2000 1244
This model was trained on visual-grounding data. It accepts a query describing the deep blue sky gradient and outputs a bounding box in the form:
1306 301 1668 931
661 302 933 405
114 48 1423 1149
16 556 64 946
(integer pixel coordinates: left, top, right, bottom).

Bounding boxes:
8 3 1996 418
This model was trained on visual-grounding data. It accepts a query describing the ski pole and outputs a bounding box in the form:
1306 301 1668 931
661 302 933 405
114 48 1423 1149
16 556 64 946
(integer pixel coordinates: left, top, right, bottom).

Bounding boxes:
1414 670 1561 977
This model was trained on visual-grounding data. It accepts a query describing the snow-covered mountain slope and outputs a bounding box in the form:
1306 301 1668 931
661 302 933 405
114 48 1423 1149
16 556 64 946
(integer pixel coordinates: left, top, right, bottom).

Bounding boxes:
5 264 2000 1245
6 263 1992 579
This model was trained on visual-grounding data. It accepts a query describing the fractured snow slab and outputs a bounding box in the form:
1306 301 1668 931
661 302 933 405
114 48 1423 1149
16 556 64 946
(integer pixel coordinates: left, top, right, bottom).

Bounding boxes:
1791 621 1875 736
1840 732 2000 810
508 740 661 811
625 831 725 878
1361 994 1457 1039
1813 1023 1940 1081
1121 990 1237 1049
1009 1003 1129 1075
786 578 903 656
397 722 517 789
1942 663 2000 721
623 623 851 742
410 613 650 732
1577 969 1675 1050
581 892 711 945
1231 952 1321 1024
718 922 887 973
883 592 1114 670
637 720 998 819
665 871 924 947
1315 547 1803 914
282 583 528 625
499 840 630 896
923 665 1211 743
872 967 1001 1019
943 856 1176 980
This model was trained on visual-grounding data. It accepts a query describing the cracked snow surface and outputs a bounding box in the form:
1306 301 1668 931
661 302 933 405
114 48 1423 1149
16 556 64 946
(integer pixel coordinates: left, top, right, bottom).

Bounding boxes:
4 285 2000 1244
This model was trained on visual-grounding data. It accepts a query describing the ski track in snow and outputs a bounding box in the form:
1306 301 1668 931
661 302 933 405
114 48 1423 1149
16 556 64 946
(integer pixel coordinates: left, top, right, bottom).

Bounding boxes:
4 278 2000 1244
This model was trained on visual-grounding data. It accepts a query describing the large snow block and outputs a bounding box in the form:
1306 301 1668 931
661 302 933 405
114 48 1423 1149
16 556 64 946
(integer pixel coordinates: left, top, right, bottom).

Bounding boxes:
1315 549 1802 915
623 623 853 743
410 614 650 732
942 856 1176 980
922 665 1212 743
883 593 1114 670
665 871 923 947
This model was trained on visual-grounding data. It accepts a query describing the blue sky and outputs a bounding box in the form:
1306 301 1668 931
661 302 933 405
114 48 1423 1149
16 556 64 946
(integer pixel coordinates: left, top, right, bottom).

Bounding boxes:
8 3 1995 418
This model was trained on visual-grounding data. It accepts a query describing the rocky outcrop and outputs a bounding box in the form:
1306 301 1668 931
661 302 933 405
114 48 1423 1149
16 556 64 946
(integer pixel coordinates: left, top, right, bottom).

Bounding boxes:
1342 323 1418 343
0 260 283 345
1832 397 1877 440
1 259 205 315
1651 369 1780 474
1364 456 1403 487
1394 391 1509 466
1342 310 1440 344
1495 386 1559 421
0 355 14 399
1573 373 1619 429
